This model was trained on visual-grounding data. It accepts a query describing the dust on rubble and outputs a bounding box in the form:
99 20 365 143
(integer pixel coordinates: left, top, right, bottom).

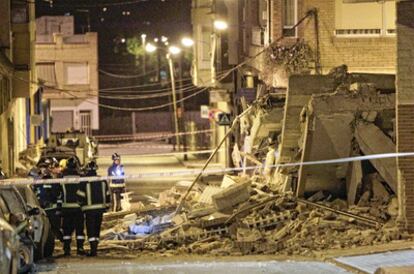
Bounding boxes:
98 174 411 259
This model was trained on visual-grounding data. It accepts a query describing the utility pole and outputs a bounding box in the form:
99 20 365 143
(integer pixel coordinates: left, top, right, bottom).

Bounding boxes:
178 56 188 160
167 54 180 150
141 34 147 76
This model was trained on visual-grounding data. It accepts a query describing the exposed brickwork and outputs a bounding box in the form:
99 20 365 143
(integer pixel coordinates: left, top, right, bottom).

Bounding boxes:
301 0 396 74
396 1 414 232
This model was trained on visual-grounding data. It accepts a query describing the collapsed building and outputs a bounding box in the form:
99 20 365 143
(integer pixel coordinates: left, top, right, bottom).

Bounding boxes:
97 67 411 258
272 70 397 205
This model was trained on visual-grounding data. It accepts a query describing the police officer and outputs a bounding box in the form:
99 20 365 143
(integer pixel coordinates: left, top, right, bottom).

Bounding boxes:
32 159 64 245
107 153 125 212
61 157 85 256
77 161 110 256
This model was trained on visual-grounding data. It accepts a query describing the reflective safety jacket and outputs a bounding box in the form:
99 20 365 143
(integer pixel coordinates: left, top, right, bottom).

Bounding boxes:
77 175 110 212
33 174 63 211
61 169 81 210
107 164 125 188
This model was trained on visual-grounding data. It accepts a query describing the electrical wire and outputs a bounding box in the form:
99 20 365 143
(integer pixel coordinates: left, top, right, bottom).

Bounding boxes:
98 85 203 100
99 68 158 79
14 11 315 112
98 81 195 94
32 0 150 8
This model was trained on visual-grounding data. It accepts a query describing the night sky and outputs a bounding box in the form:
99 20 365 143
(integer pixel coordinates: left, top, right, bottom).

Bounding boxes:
36 0 192 64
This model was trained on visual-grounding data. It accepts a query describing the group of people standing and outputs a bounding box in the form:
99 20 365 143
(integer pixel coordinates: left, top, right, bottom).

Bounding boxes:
31 153 125 257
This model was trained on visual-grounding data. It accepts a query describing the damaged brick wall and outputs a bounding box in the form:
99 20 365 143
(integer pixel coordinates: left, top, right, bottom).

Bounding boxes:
302 0 396 74
396 1 414 233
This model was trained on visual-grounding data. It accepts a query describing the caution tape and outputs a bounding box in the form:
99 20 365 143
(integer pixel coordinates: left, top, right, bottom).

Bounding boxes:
98 143 211 150
0 152 413 187
95 129 213 142
97 149 221 158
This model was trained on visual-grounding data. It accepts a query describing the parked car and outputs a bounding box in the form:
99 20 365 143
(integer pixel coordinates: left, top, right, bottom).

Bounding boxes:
0 185 39 274
15 185 54 260
0 217 19 274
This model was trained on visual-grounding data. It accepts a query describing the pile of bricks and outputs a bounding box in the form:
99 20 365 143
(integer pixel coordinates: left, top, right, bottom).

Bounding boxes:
101 177 411 258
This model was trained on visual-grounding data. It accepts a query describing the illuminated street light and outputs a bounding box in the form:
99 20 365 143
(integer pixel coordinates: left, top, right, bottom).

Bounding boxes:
154 38 159 42
181 37 194 47
121 38 126 43
168 46 181 55
145 43 157 53
161 36 168 43
214 20 228 30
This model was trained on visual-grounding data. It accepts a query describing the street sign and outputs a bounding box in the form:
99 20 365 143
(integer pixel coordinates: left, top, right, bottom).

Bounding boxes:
200 105 209 119
218 112 232 126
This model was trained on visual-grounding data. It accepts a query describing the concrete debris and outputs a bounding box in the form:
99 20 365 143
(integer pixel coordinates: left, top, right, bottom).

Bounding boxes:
355 123 397 193
99 175 410 258
212 182 251 211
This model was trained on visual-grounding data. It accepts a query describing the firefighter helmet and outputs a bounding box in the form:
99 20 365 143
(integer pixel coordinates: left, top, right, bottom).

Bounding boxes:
112 153 121 161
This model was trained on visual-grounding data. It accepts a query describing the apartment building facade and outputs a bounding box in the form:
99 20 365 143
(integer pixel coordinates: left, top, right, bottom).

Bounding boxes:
0 0 37 176
35 16 99 136
240 0 396 87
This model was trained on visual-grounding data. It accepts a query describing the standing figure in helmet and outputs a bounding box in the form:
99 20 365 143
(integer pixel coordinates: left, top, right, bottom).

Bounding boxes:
61 157 85 256
77 161 110 256
32 158 64 247
107 153 125 212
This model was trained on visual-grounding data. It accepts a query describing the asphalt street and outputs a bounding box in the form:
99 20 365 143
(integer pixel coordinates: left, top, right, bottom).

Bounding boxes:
96 142 219 203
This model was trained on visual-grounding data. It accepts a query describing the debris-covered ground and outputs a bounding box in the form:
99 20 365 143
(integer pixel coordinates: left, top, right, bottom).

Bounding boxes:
97 174 411 258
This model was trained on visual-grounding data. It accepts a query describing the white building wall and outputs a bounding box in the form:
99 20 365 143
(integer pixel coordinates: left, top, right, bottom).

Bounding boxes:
50 97 99 132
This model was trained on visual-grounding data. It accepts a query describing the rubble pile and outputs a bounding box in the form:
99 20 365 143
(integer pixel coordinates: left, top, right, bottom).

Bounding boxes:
100 174 410 258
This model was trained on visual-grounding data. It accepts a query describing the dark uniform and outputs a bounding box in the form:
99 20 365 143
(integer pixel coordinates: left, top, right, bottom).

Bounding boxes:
107 153 125 212
33 169 64 243
61 158 85 256
77 161 110 256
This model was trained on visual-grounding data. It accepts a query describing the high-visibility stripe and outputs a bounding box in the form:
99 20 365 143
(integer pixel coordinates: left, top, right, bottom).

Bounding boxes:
77 190 86 197
62 184 67 204
62 203 80 208
110 183 125 188
101 181 106 204
77 236 85 240
87 183 92 206
44 204 58 210
43 185 52 188
88 237 98 242
63 236 71 240
82 204 108 211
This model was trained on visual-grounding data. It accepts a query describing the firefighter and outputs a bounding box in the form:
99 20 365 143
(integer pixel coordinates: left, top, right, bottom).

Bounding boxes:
61 157 86 256
32 159 64 246
107 153 125 212
77 161 110 256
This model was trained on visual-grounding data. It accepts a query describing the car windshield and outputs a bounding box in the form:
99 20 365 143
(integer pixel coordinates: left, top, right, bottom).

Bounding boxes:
0 189 26 215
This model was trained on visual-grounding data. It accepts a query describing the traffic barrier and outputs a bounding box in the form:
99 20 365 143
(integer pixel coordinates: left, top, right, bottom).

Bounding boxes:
0 152 413 186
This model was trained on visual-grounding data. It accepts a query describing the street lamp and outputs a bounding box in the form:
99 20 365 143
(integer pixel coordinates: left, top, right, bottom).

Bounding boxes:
211 20 228 86
213 20 228 31
181 37 194 48
145 43 157 53
141 34 147 74
146 44 183 151
166 46 182 150
168 46 182 55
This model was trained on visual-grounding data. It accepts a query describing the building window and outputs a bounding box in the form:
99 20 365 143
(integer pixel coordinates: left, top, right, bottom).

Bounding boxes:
335 0 396 37
36 63 57 87
283 0 297 37
64 62 89 85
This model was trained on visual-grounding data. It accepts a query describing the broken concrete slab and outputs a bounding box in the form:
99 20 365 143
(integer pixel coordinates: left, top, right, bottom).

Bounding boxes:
198 186 222 205
346 160 363 205
355 123 397 193
212 182 251 211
